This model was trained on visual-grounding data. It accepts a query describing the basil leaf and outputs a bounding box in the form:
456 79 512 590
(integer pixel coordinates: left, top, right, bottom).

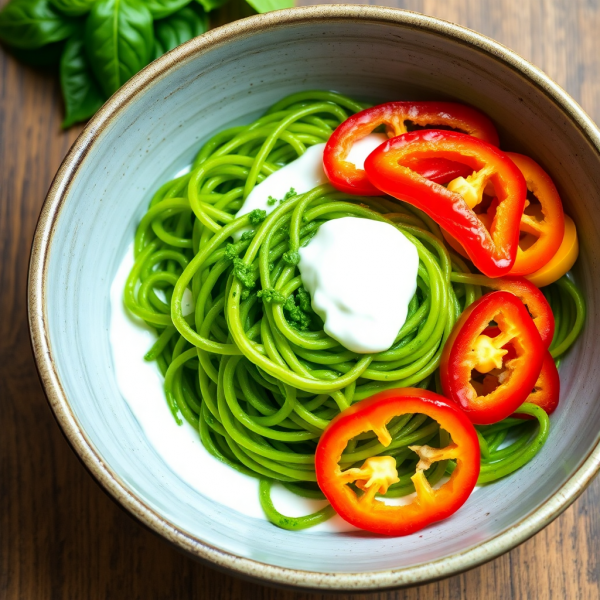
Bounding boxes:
145 0 192 19
0 0 77 49
244 0 293 12
49 0 97 17
153 5 207 60
10 40 65 66
85 0 154 97
195 0 230 13
60 33 105 128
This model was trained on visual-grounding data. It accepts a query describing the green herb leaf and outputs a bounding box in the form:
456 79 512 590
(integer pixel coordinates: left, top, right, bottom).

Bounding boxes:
60 33 105 128
49 0 96 17
145 0 192 19
243 0 293 13
85 0 154 97
0 0 77 49
194 0 230 14
153 4 207 60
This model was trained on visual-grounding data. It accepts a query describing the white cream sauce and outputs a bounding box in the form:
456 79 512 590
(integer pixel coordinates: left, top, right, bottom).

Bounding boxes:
298 217 419 353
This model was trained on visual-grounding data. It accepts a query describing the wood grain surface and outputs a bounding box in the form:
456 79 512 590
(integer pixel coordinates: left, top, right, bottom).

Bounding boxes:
2 0 600 598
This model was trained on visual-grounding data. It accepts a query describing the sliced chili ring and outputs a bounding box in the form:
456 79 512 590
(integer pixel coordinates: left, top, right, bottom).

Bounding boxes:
516 351 560 417
323 101 499 195
440 291 545 424
442 153 565 277
526 215 579 287
315 388 480 536
480 330 560 418
501 153 565 275
365 130 527 277
450 274 554 348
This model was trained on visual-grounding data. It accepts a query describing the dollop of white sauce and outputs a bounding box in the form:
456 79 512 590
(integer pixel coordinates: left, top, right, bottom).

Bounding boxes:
233 134 388 241
298 217 419 354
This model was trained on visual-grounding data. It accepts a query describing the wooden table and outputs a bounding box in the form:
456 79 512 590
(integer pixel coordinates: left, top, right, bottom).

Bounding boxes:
2 0 599 597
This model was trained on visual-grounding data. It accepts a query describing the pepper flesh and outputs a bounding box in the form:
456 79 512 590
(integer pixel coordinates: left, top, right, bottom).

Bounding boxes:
451 275 554 348
315 388 480 536
365 130 527 277
409 157 473 185
443 153 565 276
323 101 499 195
502 153 565 275
516 351 560 417
481 330 560 417
440 291 545 424
446 214 578 287
526 215 579 287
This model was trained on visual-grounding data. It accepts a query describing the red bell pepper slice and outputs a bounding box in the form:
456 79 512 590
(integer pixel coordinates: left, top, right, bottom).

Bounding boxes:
315 388 480 536
452 275 555 348
365 130 527 277
480 330 560 417
444 153 565 276
517 351 560 416
440 291 545 424
323 101 499 195
413 157 472 184
498 153 564 275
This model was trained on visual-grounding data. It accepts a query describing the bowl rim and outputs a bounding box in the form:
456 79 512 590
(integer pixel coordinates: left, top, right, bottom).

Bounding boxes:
27 4 600 591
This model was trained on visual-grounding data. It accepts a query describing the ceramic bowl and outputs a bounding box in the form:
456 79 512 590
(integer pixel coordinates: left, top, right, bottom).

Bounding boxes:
28 5 600 591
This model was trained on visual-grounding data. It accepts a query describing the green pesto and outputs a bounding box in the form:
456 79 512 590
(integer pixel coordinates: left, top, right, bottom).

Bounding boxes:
124 90 584 531
268 187 297 206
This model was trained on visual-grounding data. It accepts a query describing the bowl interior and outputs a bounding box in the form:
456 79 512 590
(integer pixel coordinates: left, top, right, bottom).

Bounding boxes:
40 13 600 580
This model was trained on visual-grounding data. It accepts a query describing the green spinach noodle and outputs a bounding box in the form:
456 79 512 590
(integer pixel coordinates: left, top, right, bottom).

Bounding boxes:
123 90 585 531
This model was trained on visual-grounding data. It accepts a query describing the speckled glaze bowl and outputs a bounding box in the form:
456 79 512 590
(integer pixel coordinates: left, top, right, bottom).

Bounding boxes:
28 5 600 591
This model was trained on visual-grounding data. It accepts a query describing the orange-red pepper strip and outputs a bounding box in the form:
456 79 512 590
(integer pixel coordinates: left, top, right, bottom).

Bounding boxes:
442 153 565 277
365 130 527 277
501 153 565 275
515 350 560 417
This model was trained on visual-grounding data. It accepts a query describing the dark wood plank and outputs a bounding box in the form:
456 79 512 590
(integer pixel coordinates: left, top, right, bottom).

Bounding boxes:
1 0 599 598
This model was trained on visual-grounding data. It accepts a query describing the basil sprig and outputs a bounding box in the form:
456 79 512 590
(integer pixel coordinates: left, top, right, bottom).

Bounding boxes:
50 0 96 17
153 5 208 60
145 0 193 19
60 32 104 127
85 0 154 97
0 0 294 128
0 0 77 48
